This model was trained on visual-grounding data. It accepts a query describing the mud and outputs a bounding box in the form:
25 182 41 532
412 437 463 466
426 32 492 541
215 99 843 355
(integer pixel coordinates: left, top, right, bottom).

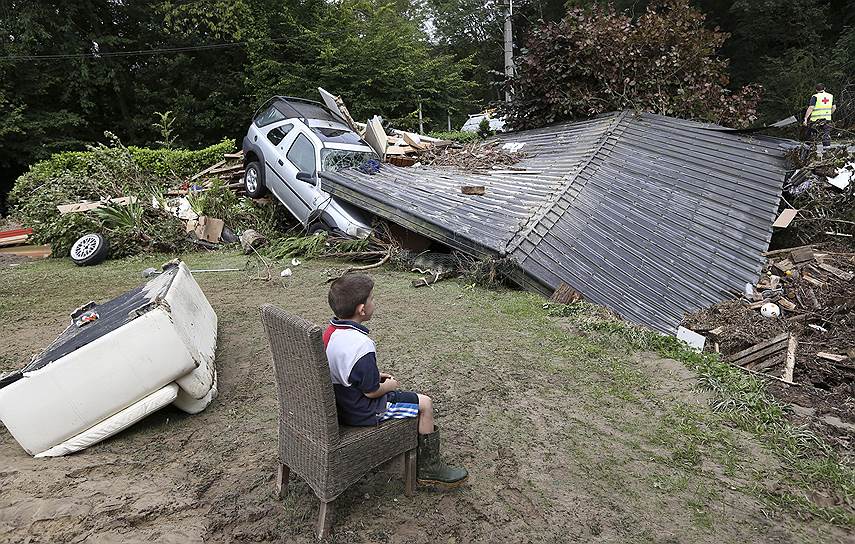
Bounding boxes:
1 256 851 543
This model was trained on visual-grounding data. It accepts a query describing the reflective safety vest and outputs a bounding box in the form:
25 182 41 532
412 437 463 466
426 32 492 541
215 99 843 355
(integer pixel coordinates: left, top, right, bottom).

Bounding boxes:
810 91 834 121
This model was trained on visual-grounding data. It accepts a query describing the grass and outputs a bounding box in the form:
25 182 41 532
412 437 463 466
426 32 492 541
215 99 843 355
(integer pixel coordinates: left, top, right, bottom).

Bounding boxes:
542 300 855 527
2 255 853 541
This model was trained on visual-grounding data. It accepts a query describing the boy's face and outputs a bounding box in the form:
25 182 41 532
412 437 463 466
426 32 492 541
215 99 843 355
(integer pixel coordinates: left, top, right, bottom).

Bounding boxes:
358 292 375 322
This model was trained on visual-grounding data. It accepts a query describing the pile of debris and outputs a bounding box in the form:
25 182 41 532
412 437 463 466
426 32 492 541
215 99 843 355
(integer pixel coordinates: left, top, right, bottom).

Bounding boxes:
778 147 855 245
176 151 246 196
419 140 527 171
682 243 855 445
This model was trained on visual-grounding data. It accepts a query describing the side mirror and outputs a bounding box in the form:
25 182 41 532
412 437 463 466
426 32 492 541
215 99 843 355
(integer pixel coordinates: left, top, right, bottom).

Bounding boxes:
296 171 316 184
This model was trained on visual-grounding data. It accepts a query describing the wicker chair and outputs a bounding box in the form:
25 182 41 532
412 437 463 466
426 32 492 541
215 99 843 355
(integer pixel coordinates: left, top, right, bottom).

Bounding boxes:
260 304 418 539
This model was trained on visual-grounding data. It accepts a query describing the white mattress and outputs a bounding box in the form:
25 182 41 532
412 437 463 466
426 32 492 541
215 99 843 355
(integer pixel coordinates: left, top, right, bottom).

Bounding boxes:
173 371 218 414
34 384 179 458
0 262 219 456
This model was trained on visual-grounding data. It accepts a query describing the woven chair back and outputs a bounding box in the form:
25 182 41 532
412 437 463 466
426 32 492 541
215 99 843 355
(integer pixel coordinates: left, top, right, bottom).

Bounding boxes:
260 304 339 444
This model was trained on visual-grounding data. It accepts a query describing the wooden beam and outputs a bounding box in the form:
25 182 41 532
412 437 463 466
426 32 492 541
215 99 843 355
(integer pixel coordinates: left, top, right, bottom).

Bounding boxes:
726 333 790 365
782 334 798 383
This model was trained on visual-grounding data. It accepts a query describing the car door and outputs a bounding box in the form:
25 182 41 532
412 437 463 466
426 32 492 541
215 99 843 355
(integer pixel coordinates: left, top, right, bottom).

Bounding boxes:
272 129 320 225
257 122 308 220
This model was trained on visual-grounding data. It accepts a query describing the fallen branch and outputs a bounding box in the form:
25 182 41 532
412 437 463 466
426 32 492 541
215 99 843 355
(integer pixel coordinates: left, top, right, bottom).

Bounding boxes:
325 251 391 283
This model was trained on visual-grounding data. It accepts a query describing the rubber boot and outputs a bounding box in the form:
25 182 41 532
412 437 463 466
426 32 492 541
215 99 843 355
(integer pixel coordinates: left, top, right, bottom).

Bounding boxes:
417 426 468 487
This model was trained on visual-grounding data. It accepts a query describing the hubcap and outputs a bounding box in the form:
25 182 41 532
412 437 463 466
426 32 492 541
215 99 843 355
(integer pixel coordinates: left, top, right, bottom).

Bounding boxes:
245 167 258 192
71 234 100 260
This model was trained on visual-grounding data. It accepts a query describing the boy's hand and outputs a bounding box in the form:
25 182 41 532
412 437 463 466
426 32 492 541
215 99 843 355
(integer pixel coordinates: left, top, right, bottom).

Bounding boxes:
383 377 400 391
380 372 395 382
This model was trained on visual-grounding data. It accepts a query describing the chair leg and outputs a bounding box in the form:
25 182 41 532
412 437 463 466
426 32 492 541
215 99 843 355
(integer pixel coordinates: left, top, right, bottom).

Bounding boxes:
276 463 290 499
316 499 334 540
404 447 417 497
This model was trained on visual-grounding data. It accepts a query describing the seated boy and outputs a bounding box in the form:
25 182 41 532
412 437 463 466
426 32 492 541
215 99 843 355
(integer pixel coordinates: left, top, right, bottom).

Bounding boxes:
324 273 468 487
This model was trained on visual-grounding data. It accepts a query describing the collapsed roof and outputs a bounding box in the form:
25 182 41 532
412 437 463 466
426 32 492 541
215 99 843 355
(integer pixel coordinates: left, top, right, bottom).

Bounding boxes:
320 111 793 333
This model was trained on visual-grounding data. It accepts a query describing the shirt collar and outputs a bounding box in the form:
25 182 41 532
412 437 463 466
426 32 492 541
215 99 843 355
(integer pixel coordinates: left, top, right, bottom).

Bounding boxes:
330 318 369 335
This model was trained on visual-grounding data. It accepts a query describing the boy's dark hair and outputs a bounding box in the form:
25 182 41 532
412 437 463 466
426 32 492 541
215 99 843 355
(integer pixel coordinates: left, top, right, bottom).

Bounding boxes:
816 83 826 91
328 274 374 318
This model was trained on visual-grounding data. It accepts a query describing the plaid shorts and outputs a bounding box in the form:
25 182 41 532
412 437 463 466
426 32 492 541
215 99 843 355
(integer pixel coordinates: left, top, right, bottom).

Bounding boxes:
381 390 419 420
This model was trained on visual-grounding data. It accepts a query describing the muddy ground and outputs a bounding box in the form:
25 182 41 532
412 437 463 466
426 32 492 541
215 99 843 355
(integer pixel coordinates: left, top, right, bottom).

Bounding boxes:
1 253 852 543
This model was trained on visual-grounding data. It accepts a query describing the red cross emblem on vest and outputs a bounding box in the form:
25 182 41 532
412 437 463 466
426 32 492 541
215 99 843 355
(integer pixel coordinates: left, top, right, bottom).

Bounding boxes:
822 97 830 104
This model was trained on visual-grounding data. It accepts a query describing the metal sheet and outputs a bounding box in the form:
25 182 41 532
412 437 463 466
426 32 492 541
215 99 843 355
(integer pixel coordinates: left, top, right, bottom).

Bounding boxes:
320 112 792 333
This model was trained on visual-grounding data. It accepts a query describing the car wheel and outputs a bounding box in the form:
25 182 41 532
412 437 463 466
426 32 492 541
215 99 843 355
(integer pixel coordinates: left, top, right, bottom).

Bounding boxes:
70 233 109 266
244 161 267 198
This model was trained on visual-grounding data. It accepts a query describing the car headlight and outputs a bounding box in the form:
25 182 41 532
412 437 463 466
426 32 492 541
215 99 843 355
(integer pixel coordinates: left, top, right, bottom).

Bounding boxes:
345 224 372 239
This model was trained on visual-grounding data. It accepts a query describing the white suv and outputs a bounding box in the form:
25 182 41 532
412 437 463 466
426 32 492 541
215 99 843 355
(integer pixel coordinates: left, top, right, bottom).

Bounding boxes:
242 96 376 237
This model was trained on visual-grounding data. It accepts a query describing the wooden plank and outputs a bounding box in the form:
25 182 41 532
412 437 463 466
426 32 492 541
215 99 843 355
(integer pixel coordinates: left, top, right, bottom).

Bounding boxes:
818 263 854 281
790 246 815 264
734 341 790 368
772 208 798 228
773 259 794 274
763 244 814 257
0 234 29 247
385 145 416 156
189 160 226 181
402 132 427 150
0 244 51 258
728 361 799 386
461 185 486 195
802 274 825 287
782 335 798 383
816 352 848 363
0 228 33 239
223 152 243 160
726 333 790 364
364 117 388 159
777 298 797 311
56 196 136 215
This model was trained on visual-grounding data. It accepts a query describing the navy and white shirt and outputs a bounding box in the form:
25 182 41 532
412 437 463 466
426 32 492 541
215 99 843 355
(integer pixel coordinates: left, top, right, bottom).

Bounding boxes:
323 319 386 425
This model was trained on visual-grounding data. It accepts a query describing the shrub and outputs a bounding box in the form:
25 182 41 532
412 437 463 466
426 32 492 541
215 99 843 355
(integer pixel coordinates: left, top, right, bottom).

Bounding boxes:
8 134 236 257
503 0 762 129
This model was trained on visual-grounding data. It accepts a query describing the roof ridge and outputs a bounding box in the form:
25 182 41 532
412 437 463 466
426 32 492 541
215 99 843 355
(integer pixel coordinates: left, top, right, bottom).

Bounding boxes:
503 111 632 257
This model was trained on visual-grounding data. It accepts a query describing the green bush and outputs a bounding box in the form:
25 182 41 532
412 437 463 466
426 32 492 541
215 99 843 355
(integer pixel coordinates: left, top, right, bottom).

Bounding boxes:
426 130 479 144
8 135 236 257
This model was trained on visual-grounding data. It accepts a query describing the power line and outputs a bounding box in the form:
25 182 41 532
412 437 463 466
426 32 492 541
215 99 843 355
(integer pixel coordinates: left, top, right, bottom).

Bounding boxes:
0 32 339 61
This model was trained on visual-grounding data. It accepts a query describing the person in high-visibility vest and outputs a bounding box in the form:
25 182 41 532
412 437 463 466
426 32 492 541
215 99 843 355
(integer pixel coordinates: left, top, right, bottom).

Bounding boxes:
803 83 836 147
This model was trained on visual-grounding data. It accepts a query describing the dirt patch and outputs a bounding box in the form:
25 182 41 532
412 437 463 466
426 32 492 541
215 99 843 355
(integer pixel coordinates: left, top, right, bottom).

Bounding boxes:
0 255 851 543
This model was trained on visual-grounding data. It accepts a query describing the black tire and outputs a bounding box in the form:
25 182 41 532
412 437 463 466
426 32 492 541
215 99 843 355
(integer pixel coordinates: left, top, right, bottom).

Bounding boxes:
70 233 109 266
244 161 267 198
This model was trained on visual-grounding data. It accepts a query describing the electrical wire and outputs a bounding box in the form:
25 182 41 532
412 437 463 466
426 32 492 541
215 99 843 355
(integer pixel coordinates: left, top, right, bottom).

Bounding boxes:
0 31 341 61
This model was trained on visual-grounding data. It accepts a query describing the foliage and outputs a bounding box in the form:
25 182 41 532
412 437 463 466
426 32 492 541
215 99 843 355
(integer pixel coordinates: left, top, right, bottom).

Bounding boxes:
264 232 330 261
426 130 480 143
476 117 494 139
7 136 236 257
502 0 762 129
153 111 178 149
186 179 281 236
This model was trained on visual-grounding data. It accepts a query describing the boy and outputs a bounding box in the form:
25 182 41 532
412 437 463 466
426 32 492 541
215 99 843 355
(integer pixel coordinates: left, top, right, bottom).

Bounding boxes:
324 273 468 487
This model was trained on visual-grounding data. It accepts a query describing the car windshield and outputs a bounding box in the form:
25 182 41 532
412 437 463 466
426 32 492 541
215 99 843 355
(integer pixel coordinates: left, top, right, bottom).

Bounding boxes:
320 148 377 172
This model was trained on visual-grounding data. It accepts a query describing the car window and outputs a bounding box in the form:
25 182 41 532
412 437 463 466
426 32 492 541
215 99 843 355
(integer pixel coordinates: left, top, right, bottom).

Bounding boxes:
254 105 285 128
321 148 377 171
266 124 293 146
286 133 317 174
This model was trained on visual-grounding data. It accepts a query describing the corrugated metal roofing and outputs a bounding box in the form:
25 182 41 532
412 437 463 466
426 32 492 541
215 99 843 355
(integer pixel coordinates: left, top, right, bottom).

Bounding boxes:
320 111 792 333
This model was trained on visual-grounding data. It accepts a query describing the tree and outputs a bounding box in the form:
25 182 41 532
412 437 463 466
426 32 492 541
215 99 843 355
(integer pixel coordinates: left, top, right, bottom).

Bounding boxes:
502 0 762 129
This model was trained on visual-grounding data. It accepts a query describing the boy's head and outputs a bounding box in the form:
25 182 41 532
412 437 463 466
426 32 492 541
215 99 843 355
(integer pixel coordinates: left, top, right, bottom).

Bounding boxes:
816 83 826 92
328 273 375 321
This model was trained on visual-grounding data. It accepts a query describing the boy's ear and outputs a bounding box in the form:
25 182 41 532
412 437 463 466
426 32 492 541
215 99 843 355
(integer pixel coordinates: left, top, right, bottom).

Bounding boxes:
354 303 365 317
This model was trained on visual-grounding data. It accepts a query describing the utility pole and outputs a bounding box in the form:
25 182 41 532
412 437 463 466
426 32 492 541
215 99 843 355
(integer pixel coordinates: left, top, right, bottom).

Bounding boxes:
418 97 424 134
447 109 452 131
503 0 514 103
